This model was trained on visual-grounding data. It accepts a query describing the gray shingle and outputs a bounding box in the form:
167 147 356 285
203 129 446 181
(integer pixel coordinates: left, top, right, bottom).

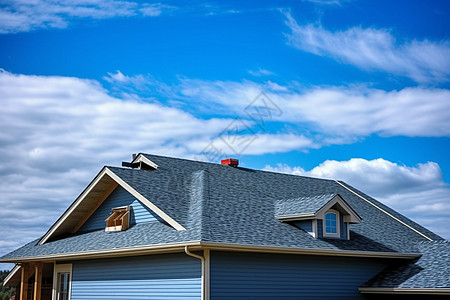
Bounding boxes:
275 194 337 217
1 153 445 261
363 240 450 288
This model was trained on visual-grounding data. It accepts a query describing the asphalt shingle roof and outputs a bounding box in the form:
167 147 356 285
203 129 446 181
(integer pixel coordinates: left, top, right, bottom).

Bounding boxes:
1 153 444 262
275 194 337 217
363 240 450 288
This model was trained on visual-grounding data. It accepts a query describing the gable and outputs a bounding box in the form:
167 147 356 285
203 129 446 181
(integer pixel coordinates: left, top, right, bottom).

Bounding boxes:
79 185 164 233
38 167 185 245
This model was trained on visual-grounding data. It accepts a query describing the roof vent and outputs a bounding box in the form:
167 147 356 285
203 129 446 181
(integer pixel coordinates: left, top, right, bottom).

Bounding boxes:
122 153 158 170
221 158 239 167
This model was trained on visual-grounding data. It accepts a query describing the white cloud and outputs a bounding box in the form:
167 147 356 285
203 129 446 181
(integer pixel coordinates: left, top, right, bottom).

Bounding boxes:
0 0 174 34
178 78 450 137
248 69 276 77
0 70 323 262
284 12 450 82
265 158 450 239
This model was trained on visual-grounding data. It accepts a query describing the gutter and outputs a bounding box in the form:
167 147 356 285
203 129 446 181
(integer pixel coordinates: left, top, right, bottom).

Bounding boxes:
185 246 210 300
0 241 420 263
359 287 450 295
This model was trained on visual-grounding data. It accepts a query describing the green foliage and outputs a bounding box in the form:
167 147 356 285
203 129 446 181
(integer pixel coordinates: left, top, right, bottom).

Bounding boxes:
0 270 15 300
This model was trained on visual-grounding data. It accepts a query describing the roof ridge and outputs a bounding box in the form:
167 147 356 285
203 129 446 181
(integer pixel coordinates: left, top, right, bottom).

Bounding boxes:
334 180 434 241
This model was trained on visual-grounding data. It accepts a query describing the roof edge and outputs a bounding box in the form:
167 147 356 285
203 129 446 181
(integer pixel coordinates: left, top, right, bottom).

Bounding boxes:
0 240 421 263
359 287 450 295
38 166 186 245
334 180 434 241
3 265 20 286
199 242 420 259
0 241 202 263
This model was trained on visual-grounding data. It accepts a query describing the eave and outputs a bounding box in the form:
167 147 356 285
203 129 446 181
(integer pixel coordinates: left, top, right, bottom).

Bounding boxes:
0 241 420 263
359 287 450 295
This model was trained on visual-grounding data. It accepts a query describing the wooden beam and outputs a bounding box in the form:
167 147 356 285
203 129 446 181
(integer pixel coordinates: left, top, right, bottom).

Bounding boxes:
33 263 42 300
71 181 118 233
20 264 29 300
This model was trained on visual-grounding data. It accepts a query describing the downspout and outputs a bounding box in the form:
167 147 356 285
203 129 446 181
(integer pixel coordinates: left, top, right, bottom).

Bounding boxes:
185 246 208 300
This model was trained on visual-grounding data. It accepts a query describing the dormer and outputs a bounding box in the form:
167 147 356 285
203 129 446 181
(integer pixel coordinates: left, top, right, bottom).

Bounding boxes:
276 194 362 240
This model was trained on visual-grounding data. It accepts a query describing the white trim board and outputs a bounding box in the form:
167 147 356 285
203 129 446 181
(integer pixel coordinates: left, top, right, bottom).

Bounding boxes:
0 241 420 263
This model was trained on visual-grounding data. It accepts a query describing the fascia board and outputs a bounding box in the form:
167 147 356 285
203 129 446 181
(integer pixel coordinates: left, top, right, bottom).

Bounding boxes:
359 287 450 295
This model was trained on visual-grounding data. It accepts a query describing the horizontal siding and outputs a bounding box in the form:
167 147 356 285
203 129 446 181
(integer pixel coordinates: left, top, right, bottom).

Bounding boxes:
293 220 313 233
210 251 387 299
71 253 201 299
80 185 162 232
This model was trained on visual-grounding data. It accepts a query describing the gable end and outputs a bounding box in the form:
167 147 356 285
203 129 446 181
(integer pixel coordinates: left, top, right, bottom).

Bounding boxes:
39 167 185 245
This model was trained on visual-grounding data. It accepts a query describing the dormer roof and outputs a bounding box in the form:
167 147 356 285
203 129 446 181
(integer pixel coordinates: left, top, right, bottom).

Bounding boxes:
276 193 362 223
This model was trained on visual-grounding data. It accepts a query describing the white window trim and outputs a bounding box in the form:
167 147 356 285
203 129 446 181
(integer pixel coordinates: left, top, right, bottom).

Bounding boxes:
323 209 340 238
52 263 72 300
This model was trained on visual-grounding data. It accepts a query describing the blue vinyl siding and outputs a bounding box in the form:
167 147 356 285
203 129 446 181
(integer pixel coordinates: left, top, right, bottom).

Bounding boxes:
71 253 201 299
293 220 313 234
210 251 387 299
79 185 162 232
317 218 323 238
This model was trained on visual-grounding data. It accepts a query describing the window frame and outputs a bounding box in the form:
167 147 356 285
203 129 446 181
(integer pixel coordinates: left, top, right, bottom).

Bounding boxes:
53 263 72 300
322 209 340 238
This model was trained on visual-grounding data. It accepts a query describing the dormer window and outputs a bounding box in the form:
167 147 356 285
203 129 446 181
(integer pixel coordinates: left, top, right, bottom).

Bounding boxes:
276 194 362 240
323 209 340 238
105 206 131 232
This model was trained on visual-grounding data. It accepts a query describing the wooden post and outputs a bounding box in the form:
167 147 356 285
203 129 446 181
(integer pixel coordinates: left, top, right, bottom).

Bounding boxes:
34 263 42 300
20 264 29 300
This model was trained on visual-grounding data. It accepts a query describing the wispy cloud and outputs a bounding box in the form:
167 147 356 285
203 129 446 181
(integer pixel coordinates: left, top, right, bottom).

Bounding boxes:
0 0 175 34
177 78 450 137
284 12 450 83
265 158 450 239
248 69 276 77
303 0 348 5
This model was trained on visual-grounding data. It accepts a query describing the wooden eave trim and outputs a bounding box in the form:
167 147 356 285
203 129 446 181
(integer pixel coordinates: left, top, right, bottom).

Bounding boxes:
39 167 111 245
359 287 450 295
39 166 186 245
3 265 20 286
71 181 118 233
104 168 186 231
0 241 203 263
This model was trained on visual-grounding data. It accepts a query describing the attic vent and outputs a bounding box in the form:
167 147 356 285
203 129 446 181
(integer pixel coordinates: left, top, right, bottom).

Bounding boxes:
105 206 131 232
221 158 239 167
122 153 158 170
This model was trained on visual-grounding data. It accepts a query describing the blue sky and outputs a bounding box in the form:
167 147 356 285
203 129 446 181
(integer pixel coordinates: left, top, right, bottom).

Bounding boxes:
1 0 450 269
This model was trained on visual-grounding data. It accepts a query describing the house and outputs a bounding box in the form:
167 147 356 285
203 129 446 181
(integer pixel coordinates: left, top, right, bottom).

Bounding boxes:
1 153 449 299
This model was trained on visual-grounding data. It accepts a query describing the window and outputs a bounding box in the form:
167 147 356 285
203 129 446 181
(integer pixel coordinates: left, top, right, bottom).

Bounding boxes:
57 273 70 300
53 264 72 300
323 209 340 238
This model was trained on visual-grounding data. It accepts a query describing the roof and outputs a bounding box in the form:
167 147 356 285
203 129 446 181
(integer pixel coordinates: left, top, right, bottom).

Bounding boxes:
361 240 450 291
275 193 362 223
275 194 336 216
1 153 444 262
